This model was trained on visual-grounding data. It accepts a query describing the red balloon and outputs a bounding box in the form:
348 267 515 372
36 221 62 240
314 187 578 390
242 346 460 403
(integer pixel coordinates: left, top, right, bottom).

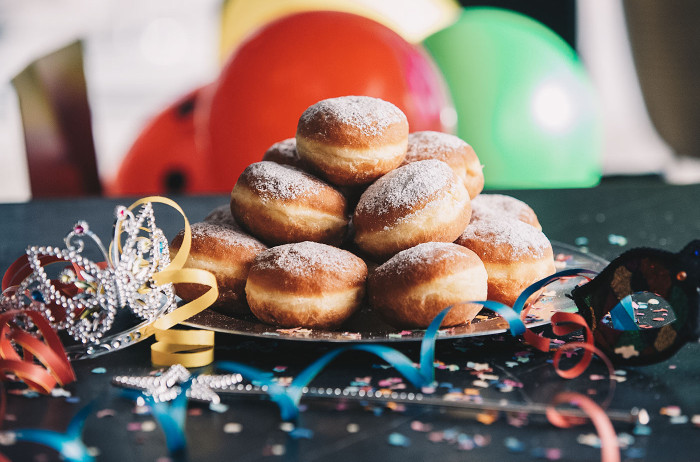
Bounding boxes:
108 86 213 196
200 11 452 191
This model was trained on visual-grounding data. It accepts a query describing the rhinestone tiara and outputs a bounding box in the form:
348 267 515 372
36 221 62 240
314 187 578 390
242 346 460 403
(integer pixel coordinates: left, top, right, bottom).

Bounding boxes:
0 202 175 346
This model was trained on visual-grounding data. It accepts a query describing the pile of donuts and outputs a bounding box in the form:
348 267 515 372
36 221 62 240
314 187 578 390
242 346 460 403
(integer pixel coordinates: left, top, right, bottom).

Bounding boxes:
171 96 556 330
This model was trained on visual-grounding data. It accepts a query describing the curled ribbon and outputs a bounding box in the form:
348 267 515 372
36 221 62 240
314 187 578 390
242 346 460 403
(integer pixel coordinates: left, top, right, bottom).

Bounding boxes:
547 392 621 462
0 309 75 393
126 196 218 368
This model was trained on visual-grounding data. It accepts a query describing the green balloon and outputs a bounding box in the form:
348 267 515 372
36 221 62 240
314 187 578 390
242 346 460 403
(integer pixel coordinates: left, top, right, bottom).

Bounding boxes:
423 7 603 189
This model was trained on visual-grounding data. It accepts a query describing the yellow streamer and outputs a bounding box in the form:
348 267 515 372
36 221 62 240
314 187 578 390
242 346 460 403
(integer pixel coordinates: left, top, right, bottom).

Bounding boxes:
129 196 219 368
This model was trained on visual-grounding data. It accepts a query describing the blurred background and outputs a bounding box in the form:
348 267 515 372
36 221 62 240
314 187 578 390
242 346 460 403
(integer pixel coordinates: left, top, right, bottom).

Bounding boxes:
1 0 698 202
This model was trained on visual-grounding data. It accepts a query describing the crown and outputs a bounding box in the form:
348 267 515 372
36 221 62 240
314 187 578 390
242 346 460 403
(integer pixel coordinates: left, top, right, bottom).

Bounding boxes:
0 202 176 353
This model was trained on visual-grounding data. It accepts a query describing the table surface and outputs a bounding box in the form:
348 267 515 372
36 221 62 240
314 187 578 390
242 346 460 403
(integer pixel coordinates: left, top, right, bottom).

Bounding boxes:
1 177 699 462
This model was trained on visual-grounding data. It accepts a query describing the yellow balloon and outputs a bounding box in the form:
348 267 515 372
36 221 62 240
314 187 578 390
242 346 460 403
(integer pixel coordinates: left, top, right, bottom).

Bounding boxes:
219 0 460 62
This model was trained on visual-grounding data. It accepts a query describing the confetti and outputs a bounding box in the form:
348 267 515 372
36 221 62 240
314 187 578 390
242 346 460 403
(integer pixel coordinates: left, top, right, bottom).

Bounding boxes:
633 424 651 436
660 406 682 417
388 432 411 447
691 415 700 426
0 432 17 445
346 423 360 433
272 366 287 373
574 237 589 246
209 403 229 413
91 367 107 374
505 437 526 452
577 433 600 448
670 415 689 424
410 421 433 432
476 412 497 425
279 422 295 432
608 234 628 246
223 423 243 434
140 421 157 432
290 428 314 439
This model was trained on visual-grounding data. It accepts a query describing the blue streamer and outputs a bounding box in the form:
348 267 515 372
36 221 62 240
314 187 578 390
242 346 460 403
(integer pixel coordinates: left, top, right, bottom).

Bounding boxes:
123 380 191 455
512 269 598 315
218 344 431 421
14 402 95 462
216 269 599 421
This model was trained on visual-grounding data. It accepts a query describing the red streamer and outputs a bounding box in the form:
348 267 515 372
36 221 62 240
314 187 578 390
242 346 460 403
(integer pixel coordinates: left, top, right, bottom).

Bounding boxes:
547 392 621 462
0 309 75 393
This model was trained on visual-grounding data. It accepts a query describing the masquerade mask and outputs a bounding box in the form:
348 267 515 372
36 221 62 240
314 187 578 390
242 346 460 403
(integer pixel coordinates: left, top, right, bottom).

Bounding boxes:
572 240 700 365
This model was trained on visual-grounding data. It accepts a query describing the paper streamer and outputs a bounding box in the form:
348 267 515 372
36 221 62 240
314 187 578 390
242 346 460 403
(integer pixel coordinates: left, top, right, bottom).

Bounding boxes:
123 380 191 455
12 403 95 462
126 197 218 368
547 392 621 462
0 309 75 393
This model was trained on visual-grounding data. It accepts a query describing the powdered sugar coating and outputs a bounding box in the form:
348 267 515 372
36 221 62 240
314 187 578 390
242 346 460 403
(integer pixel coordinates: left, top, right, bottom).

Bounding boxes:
262 138 301 166
355 159 454 217
238 161 324 202
254 241 364 279
471 194 539 227
189 222 265 251
374 242 471 277
299 96 406 137
203 204 239 228
405 131 469 161
458 217 550 258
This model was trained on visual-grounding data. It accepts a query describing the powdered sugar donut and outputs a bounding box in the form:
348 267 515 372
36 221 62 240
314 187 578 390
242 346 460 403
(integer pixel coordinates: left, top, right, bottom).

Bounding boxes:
230 161 349 245
402 131 484 199
296 96 408 186
170 221 267 314
261 138 305 168
470 194 541 230
368 242 488 328
456 218 555 305
203 204 240 229
353 159 471 260
246 241 368 329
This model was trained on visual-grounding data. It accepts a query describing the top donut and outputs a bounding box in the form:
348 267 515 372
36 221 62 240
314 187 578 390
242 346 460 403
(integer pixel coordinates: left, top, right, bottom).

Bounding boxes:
296 96 409 186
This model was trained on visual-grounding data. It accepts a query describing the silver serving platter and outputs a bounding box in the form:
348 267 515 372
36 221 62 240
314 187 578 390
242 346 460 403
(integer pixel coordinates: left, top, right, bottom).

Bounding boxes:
182 242 608 342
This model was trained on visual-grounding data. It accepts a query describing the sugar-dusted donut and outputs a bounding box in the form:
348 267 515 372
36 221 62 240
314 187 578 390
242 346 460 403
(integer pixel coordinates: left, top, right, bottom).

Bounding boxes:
368 242 488 328
246 241 368 329
296 96 408 186
456 218 555 306
170 221 267 314
203 203 240 229
230 161 349 245
353 159 471 260
470 193 541 230
261 137 305 168
402 131 484 199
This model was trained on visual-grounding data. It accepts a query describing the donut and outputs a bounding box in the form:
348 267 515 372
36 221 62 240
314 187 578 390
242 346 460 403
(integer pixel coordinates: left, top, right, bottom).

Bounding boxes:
246 241 368 329
402 131 484 199
368 242 488 328
170 221 267 314
470 193 541 230
261 138 304 168
230 161 349 245
296 96 409 186
455 218 555 306
353 159 471 260
203 204 240 229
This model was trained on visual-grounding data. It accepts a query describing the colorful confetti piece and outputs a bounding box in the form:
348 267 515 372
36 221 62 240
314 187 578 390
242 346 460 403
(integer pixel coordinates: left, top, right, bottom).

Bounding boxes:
388 432 411 447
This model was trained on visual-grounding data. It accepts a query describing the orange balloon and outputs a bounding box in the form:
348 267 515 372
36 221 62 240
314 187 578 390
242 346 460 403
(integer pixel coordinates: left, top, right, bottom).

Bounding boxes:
109 85 213 196
201 11 453 191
